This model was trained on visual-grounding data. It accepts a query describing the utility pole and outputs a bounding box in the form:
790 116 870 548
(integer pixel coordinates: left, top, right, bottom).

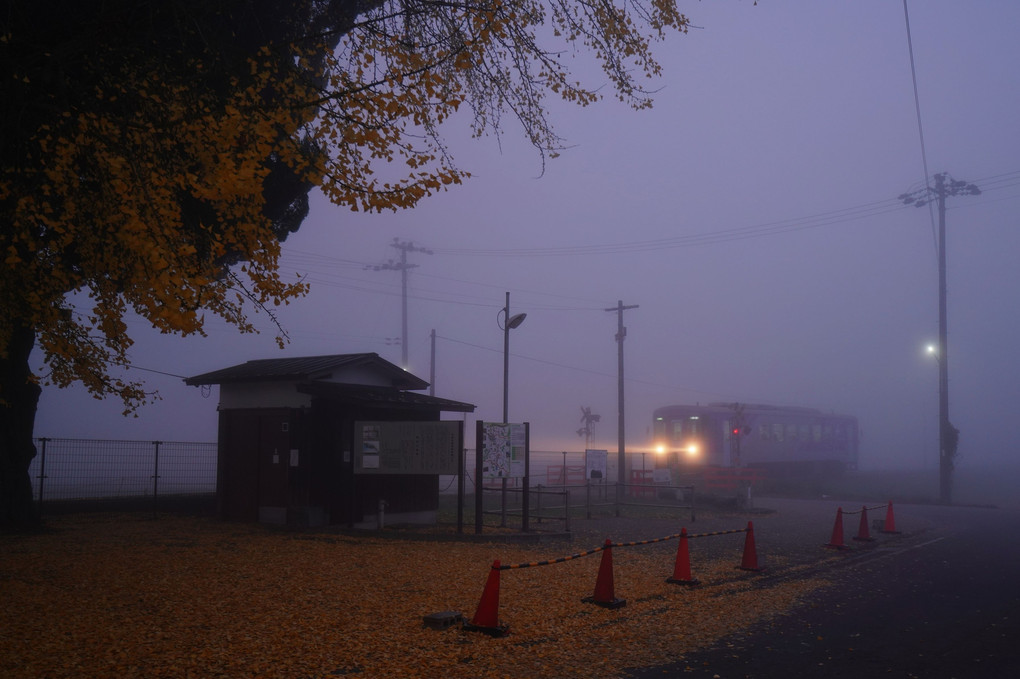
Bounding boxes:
368 238 432 370
605 300 638 512
900 172 980 504
429 328 436 396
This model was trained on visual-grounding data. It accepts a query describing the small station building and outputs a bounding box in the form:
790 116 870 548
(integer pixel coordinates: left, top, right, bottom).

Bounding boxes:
185 353 474 527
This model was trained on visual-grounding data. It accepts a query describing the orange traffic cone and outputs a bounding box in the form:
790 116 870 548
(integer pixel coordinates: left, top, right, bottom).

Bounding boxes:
667 528 700 586
824 507 850 550
881 501 901 534
738 521 764 572
464 560 509 636
853 505 875 542
583 539 626 608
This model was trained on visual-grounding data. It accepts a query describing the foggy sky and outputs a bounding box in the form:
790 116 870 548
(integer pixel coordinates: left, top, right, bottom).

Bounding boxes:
33 1 1020 471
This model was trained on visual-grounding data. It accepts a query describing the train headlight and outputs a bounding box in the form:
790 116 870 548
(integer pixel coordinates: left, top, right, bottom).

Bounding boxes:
655 443 667 455
685 443 699 458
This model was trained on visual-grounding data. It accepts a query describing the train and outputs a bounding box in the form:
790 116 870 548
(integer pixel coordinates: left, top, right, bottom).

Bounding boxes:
651 402 859 474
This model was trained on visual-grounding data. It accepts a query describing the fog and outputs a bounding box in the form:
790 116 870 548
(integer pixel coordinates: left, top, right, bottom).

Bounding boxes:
33 2 1020 475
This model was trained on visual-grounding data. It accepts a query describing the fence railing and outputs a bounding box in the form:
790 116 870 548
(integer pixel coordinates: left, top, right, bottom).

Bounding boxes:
29 438 217 516
480 480 697 533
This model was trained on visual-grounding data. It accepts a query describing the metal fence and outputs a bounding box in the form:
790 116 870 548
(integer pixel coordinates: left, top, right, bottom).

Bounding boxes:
486 481 697 529
29 438 217 515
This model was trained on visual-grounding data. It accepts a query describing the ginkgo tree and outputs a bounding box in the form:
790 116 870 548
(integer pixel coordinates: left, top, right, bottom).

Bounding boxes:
0 0 689 525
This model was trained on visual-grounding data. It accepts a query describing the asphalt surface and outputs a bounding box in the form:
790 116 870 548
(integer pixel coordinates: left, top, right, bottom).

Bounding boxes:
622 497 1020 679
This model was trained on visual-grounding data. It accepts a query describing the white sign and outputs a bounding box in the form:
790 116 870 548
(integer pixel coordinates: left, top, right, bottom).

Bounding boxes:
585 449 608 480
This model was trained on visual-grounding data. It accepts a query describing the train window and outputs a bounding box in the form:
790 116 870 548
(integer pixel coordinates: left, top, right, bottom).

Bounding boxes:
772 423 784 442
786 423 797 441
686 418 703 436
671 421 683 441
799 425 811 442
759 424 770 441
812 424 822 442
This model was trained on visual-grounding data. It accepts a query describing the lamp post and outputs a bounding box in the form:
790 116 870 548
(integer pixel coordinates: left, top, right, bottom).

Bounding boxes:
498 292 526 527
501 292 527 422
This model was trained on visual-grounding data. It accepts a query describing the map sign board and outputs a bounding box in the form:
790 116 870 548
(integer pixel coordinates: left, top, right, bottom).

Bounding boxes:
480 422 527 479
354 421 462 475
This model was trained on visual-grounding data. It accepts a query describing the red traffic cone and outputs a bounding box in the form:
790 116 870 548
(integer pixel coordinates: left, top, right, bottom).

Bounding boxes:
464 560 509 636
583 539 626 608
667 528 700 586
738 521 764 572
853 505 875 542
824 507 850 550
882 501 901 534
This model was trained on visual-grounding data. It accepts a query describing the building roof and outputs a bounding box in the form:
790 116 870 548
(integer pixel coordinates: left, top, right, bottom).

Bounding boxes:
184 353 429 390
297 382 475 413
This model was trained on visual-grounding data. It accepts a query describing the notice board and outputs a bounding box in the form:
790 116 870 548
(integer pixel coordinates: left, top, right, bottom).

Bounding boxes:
479 422 527 478
354 420 463 475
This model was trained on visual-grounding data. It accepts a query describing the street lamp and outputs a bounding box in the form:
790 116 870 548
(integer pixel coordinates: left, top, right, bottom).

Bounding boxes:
499 292 527 423
498 291 526 527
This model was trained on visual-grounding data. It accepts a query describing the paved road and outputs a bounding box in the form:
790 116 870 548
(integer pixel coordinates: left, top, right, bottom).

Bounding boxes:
626 498 1020 679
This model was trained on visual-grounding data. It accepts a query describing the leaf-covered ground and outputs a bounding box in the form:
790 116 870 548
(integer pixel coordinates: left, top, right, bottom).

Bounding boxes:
1 514 831 678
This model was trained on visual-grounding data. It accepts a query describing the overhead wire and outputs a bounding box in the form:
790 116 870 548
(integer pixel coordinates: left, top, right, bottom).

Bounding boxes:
428 196 910 257
281 171 1020 274
435 334 726 399
902 0 939 257
275 168 1020 319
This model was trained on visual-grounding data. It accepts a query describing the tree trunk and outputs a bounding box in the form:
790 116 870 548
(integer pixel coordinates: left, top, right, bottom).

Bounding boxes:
0 326 42 528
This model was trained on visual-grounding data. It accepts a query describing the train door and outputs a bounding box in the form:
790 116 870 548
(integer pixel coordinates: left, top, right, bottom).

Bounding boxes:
722 419 733 466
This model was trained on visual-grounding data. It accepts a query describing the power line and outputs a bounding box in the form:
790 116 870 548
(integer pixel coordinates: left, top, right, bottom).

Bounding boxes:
428 176 1020 259
282 174 1020 272
427 196 921 258
114 363 189 379
902 0 939 257
282 249 616 308
434 333 729 400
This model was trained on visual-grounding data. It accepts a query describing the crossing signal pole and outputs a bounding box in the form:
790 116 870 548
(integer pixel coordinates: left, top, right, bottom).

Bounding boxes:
900 172 980 504
605 300 638 512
